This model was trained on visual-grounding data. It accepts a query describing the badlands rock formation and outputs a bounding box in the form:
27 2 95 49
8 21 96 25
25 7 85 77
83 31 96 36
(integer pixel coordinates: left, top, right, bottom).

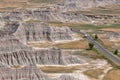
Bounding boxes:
0 47 86 66
0 21 89 80
0 8 91 23
0 66 50 80
14 22 72 43
0 21 86 67
0 37 31 52
1 0 119 24
0 22 19 37
0 21 73 44
0 34 89 80
60 0 120 11
0 0 115 80
0 65 90 80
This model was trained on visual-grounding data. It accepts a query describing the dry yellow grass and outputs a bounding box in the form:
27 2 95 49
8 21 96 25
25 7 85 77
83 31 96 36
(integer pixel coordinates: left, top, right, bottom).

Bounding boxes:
101 39 114 47
104 69 120 80
101 28 120 32
97 34 114 47
84 69 103 79
56 40 88 49
39 65 81 73
11 65 22 69
48 21 85 27
98 34 106 39
0 2 26 8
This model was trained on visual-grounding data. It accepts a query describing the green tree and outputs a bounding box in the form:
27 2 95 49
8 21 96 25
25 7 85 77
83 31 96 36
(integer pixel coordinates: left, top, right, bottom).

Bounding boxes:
114 49 118 55
89 43 94 50
94 34 98 40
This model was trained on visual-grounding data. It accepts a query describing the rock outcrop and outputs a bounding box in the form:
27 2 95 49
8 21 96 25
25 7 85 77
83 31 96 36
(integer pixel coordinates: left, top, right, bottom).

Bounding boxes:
0 22 19 37
0 65 89 80
0 20 85 67
61 0 120 11
14 22 73 44
0 0 119 24
0 19 84 67
0 66 50 80
0 37 31 53
0 21 73 44
0 47 86 66
0 8 91 23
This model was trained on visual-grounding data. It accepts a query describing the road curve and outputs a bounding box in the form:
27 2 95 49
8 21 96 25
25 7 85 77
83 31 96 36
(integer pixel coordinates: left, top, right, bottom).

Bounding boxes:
73 30 120 66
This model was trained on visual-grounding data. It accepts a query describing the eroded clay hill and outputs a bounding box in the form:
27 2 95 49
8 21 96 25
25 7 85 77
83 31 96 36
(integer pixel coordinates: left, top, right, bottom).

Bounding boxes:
0 65 90 80
0 47 87 66
0 21 73 44
0 21 86 66
0 21 90 80
14 22 73 43
0 65 50 80
56 0 120 11
0 34 90 80
0 8 91 23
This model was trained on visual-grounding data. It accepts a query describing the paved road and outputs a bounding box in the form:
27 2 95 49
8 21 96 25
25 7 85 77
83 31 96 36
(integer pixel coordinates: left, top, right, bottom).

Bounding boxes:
73 30 120 66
